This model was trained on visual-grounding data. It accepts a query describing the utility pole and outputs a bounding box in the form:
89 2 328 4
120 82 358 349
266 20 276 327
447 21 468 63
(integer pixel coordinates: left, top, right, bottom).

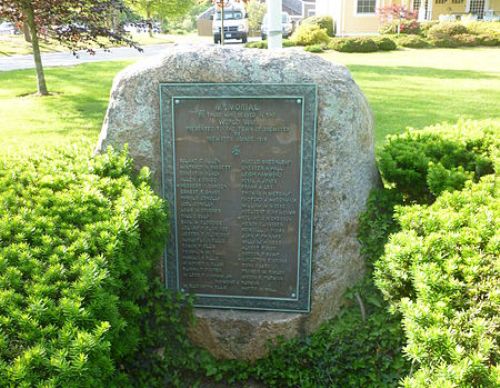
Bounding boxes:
267 0 282 50
221 0 225 45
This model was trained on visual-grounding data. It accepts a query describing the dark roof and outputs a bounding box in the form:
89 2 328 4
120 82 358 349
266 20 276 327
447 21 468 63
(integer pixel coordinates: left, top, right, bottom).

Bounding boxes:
283 0 303 15
197 6 215 21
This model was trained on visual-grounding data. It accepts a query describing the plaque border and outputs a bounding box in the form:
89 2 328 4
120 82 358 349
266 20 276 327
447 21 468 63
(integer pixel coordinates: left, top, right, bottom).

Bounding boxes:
159 83 317 313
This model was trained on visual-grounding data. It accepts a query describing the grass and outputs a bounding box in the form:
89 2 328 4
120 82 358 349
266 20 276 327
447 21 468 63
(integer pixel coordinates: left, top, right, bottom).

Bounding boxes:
0 35 66 56
0 61 132 154
0 47 499 154
321 47 500 142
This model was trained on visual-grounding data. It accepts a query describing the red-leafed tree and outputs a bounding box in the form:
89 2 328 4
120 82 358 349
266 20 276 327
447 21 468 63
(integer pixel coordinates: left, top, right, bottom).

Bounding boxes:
0 0 140 95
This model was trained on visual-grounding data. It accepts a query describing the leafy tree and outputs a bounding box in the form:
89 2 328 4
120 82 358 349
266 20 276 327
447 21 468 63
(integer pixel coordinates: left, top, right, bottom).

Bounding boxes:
126 0 195 36
0 0 139 95
247 0 266 34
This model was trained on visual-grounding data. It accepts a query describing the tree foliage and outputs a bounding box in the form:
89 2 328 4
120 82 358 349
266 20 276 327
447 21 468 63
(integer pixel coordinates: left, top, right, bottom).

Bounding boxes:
125 0 194 21
246 0 266 34
0 0 140 94
0 0 138 52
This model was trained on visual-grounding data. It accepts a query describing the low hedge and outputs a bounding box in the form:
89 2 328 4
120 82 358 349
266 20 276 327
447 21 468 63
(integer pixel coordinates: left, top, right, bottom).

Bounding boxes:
466 20 500 37
431 33 481 48
426 21 500 47
378 119 499 203
394 34 431 48
0 144 175 385
375 176 499 387
300 15 335 37
428 22 468 39
245 39 295 49
304 44 324 53
373 36 397 51
420 20 439 34
328 37 378 52
478 33 500 46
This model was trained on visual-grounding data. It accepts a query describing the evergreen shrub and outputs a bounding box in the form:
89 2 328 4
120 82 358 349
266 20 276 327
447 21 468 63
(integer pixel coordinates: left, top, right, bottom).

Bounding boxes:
419 20 439 35
478 33 500 46
373 36 398 51
395 34 431 48
454 33 480 46
428 22 468 38
300 15 335 37
375 176 499 387
428 22 468 47
0 144 172 386
304 44 324 53
290 24 330 46
378 119 499 203
328 37 378 52
466 21 500 39
245 40 267 49
245 39 294 49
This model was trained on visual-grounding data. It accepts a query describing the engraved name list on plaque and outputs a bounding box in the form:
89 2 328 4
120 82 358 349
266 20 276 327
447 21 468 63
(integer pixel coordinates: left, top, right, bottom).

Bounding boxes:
160 83 317 312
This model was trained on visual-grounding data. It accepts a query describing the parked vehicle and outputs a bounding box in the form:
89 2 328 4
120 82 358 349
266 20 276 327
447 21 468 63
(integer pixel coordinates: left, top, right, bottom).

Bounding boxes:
261 12 293 40
212 1 248 44
0 22 18 35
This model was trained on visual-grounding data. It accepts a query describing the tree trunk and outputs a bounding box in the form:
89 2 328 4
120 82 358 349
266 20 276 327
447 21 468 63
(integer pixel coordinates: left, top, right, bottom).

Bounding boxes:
24 4 48 95
22 22 31 42
147 8 153 38
112 8 120 32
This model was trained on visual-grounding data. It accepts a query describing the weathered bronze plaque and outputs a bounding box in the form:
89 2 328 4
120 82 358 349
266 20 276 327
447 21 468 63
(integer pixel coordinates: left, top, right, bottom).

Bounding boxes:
160 84 317 312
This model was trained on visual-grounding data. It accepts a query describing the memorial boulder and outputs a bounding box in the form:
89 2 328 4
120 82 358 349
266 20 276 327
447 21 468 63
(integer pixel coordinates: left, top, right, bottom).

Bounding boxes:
96 46 379 360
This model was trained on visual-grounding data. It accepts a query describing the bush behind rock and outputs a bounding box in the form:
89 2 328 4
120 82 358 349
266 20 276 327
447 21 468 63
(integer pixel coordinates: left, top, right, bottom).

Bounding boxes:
378 119 499 203
300 15 335 37
290 24 330 46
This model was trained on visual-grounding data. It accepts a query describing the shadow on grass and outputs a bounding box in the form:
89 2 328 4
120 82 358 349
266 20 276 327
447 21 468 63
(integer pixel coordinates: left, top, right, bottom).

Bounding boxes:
40 62 130 135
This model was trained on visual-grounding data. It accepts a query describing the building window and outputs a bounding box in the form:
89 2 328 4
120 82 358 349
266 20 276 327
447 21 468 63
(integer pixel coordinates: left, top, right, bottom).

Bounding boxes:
435 0 447 4
413 0 421 12
357 0 376 14
469 0 485 18
451 0 463 3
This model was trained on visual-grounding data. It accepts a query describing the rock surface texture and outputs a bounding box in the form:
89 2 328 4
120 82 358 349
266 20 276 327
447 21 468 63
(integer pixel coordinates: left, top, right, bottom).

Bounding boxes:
96 45 379 361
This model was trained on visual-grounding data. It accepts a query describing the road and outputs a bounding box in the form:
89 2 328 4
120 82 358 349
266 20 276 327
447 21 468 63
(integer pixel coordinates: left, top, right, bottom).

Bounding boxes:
0 36 254 72
1 42 198 72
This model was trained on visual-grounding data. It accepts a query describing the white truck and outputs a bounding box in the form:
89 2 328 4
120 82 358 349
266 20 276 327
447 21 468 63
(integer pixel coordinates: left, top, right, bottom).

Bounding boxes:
212 0 249 44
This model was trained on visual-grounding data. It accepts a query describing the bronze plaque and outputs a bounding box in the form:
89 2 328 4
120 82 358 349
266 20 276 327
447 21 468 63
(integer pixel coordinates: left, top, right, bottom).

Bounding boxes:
160 84 317 312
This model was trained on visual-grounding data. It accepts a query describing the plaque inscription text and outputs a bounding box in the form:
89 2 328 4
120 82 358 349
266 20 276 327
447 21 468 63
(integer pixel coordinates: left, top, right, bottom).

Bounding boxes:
161 84 316 312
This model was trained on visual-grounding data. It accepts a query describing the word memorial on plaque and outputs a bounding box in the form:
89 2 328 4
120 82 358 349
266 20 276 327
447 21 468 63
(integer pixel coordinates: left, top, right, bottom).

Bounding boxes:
160 83 317 312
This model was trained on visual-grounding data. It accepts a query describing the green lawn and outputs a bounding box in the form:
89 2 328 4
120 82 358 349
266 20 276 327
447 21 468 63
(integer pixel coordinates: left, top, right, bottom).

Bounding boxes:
0 61 132 154
1 47 499 155
321 47 500 142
